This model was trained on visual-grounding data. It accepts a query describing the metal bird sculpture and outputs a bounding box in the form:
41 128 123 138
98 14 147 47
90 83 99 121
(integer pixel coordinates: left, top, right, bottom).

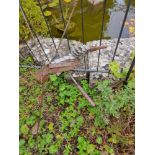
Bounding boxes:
20 38 107 82
35 43 107 82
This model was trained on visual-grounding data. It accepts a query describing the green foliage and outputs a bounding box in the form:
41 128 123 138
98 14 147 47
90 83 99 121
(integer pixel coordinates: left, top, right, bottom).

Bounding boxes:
20 124 29 135
49 144 59 154
28 136 35 148
89 80 135 128
48 122 54 132
77 136 100 155
19 139 25 146
130 51 135 60
41 0 76 33
48 136 62 154
108 134 119 144
44 133 53 143
63 144 72 155
109 61 128 79
60 105 84 139
26 115 37 126
104 145 114 154
58 83 80 105
19 61 135 154
109 51 135 80
64 0 72 2
44 10 52 16
50 74 58 82
19 0 48 41
48 0 59 8
96 136 102 144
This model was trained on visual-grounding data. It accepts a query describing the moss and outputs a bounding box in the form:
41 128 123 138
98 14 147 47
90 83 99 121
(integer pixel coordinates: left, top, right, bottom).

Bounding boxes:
19 0 48 41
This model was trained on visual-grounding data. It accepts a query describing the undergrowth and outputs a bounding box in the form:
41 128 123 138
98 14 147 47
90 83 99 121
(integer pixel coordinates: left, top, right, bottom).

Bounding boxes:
19 57 135 155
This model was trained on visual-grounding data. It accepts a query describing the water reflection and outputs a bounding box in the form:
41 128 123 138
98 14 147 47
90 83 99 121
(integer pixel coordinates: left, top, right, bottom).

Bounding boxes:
87 0 104 5
125 0 135 6
106 11 129 38
48 0 135 42
115 0 125 5
106 0 135 38
63 0 115 42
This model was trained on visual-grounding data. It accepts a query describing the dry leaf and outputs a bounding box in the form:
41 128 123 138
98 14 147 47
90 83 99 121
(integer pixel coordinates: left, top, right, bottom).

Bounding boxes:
31 122 39 135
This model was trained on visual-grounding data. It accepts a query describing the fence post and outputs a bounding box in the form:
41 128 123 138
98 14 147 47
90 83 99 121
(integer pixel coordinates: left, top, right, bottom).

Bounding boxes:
37 0 58 61
124 57 135 85
97 0 107 71
80 0 90 82
112 0 131 61
58 0 71 53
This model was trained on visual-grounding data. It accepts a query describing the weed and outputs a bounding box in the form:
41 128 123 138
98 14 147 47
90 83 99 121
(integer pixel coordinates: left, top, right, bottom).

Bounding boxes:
19 59 135 154
77 136 100 155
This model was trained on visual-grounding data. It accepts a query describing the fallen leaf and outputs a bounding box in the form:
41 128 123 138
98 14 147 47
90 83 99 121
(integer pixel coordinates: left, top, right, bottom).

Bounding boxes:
48 122 54 132
31 122 39 135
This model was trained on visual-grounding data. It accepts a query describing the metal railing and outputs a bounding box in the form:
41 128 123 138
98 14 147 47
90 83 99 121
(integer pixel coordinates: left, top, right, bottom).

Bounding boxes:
19 0 134 84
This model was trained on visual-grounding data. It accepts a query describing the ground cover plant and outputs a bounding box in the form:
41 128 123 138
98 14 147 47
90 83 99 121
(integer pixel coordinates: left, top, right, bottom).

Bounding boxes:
19 57 135 155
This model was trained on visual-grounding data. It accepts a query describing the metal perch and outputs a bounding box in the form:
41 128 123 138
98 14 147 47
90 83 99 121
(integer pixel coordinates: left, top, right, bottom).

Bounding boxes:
70 74 96 107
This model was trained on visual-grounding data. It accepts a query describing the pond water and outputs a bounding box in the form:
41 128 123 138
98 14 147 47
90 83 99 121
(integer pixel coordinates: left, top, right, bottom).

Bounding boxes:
46 0 135 43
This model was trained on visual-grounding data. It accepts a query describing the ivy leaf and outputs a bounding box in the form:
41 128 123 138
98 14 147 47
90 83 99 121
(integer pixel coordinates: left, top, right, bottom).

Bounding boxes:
44 10 52 16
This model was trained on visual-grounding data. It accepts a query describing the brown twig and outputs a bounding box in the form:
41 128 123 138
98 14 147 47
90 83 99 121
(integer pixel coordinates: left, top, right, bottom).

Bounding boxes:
70 74 96 107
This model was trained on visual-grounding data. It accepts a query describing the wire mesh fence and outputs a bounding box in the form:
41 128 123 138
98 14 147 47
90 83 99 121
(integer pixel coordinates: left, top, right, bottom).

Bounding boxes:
19 0 134 84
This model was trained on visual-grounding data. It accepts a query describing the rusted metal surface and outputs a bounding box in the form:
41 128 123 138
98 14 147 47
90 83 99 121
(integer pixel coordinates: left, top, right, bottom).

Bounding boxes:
88 45 107 52
34 59 80 82
70 74 96 107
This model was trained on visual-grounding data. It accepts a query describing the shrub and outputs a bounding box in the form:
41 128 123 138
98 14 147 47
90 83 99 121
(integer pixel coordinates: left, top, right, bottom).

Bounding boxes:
88 80 135 128
19 0 48 41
